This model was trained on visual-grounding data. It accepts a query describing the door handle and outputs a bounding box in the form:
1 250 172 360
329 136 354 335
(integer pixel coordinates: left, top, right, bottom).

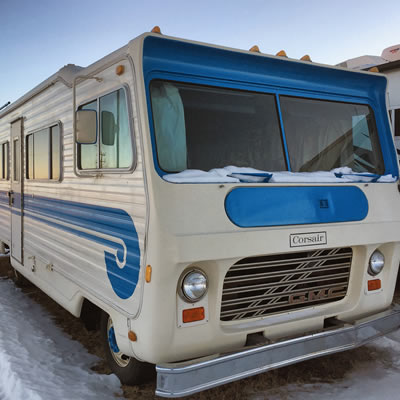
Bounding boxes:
7 190 14 207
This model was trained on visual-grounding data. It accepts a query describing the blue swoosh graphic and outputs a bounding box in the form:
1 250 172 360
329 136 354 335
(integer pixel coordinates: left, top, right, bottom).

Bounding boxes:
0 192 141 300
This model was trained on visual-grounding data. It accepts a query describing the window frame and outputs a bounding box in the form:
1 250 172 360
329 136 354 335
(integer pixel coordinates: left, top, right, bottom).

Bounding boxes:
0 141 10 180
75 85 136 175
25 121 63 182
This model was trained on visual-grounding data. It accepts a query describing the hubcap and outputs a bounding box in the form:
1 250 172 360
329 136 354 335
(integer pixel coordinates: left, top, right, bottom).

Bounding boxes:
107 317 130 368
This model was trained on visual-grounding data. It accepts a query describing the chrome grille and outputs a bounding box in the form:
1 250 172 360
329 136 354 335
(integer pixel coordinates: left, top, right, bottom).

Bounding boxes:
221 248 352 321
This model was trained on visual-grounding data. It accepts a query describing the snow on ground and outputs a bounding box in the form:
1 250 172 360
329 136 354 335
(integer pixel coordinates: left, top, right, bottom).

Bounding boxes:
0 278 121 400
264 330 400 400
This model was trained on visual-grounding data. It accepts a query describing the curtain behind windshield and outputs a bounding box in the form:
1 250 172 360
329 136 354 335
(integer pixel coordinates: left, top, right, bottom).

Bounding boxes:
150 80 286 173
151 82 187 171
280 96 384 174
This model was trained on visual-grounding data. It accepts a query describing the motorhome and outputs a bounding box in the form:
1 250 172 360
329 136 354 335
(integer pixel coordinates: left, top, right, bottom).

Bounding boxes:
1 29 400 397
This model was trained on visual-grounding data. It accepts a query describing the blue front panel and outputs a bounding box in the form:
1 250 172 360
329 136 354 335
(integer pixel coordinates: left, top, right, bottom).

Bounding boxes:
225 186 368 227
142 35 398 179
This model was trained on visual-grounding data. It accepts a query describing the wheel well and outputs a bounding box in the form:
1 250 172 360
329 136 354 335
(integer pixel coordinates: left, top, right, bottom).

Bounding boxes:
80 298 102 331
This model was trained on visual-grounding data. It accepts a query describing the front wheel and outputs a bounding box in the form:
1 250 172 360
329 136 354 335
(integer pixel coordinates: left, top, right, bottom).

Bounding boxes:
100 312 154 385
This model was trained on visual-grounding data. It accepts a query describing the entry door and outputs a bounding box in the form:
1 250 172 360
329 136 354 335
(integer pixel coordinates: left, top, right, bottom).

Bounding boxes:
10 119 23 263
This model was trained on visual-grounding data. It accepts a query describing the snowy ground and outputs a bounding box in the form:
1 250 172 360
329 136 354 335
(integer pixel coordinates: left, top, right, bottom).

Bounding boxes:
269 332 400 400
1 258 400 400
0 278 122 400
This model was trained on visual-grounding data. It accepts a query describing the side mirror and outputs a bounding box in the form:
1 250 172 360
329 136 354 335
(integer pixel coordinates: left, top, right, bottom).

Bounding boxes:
101 111 116 146
76 110 97 144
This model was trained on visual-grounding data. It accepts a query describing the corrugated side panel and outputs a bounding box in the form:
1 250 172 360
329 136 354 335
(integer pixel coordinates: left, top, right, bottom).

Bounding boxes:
0 117 11 246
0 58 147 316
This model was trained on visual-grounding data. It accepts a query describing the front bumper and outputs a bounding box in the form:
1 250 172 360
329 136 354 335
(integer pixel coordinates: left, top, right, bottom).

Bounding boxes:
156 305 400 398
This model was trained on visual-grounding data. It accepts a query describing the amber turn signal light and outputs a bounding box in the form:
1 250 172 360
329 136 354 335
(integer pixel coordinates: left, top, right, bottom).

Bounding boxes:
128 331 137 342
183 307 205 323
368 279 381 291
145 265 152 283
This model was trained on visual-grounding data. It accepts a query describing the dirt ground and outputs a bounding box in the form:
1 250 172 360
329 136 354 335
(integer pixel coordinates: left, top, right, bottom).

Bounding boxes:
0 256 397 400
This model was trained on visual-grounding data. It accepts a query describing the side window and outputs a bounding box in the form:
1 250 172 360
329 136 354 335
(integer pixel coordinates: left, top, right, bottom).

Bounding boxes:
0 142 9 180
77 88 133 171
26 124 61 180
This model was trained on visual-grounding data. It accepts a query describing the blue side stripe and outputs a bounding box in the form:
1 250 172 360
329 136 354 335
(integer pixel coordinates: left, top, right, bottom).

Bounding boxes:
0 192 141 300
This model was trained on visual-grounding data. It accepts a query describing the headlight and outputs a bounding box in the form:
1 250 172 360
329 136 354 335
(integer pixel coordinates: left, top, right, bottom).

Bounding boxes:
368 250 385 276
180 270 208 302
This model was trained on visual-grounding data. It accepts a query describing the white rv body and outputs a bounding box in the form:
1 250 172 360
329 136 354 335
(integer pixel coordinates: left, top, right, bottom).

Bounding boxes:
1 33 400 396
0 45 148 355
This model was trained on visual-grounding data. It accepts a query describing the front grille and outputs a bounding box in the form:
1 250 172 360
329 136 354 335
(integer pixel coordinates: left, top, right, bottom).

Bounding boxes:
221 248 352 322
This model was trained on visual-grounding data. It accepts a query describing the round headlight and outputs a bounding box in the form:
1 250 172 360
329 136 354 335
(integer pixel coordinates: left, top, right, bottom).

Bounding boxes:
181 270 208 302
368 250 385 276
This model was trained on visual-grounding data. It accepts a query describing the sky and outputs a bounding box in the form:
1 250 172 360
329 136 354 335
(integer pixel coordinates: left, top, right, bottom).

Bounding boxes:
1 0 399 107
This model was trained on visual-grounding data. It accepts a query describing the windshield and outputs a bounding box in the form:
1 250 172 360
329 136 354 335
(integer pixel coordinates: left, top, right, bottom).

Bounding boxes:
149 80 385 176
280 96 384 174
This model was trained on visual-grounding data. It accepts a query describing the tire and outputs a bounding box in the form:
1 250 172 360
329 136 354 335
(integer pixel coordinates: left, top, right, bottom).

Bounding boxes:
100 312 155 385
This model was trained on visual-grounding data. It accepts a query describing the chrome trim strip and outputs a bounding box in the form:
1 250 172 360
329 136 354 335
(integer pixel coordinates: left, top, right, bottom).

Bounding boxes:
156 306 400 397
223 273 349 293
225 262 350 281
230 251 352 270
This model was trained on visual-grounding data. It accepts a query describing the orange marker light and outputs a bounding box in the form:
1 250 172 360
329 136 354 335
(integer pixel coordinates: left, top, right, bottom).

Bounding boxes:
276 50 287 57
145 265 152 283
369 66 379 73
116 65 125 76
368 279 381 291
249 45 260 53
183 307 205 323
300 54 312 62
151 26 162 34
128 331 137 342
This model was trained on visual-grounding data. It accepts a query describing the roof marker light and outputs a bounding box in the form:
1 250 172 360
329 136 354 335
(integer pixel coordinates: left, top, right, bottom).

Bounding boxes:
276 50 287 57
151 26 162 34
300 54 312 62
369 67 379 73
249 45 260 53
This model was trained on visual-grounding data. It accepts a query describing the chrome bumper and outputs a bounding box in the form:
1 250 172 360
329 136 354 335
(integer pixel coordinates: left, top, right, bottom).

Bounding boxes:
156 306 400 397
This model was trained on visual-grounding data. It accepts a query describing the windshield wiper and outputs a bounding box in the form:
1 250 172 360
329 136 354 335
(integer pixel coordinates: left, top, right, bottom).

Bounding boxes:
228 172 272 183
